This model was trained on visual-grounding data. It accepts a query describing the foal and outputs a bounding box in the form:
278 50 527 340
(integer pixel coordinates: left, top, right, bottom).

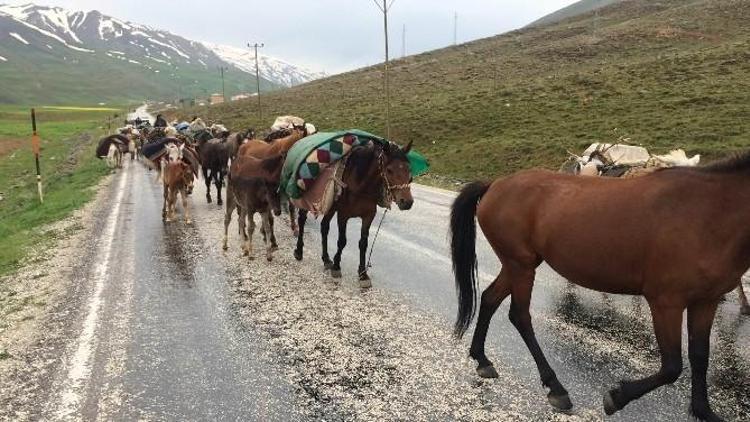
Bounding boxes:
451 153 750 421
162 160 195 224
223 155 283 261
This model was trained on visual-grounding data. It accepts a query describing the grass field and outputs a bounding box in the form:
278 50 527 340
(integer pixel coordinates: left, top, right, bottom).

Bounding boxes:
0 106 113 276
177 0 750 182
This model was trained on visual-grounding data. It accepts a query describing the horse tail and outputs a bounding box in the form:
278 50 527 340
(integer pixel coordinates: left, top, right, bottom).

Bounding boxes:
451 180 490 338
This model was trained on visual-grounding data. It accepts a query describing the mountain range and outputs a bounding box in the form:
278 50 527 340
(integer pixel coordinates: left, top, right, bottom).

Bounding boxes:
0 3 325 104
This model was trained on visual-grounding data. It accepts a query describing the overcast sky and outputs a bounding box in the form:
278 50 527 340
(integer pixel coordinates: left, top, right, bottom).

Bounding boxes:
6 0 578 73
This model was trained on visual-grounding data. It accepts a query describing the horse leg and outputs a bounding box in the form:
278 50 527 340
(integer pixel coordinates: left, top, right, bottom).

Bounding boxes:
357 211 376 287
216 169 224 206
162 184 168 221
738 283 750 315
469 270 513 379
245 212 256 259
223 189 235 250
182 189 191 224
204 167 212 203
320 212 334 269
687 300 723 422
294 209 308 261
330 214 348 279
289 202 298 236
507 266 572 411
268 214 278 251
604 302 684 416
261 211 274 262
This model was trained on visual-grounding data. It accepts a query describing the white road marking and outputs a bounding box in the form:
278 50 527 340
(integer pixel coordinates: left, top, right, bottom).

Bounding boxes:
53 165 129 419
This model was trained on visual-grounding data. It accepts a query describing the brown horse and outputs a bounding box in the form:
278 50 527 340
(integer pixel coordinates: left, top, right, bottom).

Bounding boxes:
294 141 414 286
237 125 307 158
238 125 307 234
450 153 750 422
162 160 195 224
223 155 283 261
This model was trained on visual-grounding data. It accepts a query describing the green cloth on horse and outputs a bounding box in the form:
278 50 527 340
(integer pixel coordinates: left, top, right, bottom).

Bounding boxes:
281 129 429 200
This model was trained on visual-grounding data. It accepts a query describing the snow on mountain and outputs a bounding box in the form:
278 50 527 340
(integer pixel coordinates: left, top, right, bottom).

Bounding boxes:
203 42 326 87
0 3 325 87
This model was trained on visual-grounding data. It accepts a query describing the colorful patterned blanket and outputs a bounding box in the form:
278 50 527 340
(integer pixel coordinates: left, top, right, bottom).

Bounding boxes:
281 129 430 200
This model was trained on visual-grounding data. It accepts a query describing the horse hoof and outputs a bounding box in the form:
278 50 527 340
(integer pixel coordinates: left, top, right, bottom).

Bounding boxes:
185 219 192 225
207 197 212 204
294 250 303 261
271 244 279 252
741 306 750 316
476 364 499 379
222 245 228 251
331 269 342 278
603 390 619 416
548 392 572 412
323 261 333 270
217 200 223 206
359 277 372 289
266 255 273 262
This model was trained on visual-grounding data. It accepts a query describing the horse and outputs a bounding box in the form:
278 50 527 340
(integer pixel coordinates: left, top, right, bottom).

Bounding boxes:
195 129 252 205
294 141 414 287
106 143 123 169
162 159 195 224
223 154 284 261
449 152 750 422
238 125 308 234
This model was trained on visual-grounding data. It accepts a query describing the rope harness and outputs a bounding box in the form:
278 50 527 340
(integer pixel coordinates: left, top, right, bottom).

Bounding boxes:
366 146 412 272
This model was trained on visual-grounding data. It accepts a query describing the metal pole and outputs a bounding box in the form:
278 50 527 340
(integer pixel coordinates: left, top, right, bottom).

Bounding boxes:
248 42 265 122
383 0 391 139
402 23 406 58
31 108 43 203
218 66 227 102
454 12 458 45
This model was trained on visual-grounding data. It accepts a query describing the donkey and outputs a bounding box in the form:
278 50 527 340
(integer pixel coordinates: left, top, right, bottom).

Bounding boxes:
162 160 195 224
223 155 284 261
450 151 750 421
295 141 414 287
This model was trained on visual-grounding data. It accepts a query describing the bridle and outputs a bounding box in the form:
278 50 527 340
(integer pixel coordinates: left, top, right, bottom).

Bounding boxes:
377 145 411 204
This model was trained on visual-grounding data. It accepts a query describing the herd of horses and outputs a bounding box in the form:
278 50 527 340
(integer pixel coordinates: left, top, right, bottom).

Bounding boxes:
97 116 414 284
96 116 749 422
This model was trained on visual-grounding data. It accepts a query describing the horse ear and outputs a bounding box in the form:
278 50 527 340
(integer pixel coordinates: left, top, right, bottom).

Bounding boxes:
403 140 413 154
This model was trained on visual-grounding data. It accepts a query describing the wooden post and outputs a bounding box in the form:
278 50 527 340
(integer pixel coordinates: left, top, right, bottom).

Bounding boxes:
30 108 43 203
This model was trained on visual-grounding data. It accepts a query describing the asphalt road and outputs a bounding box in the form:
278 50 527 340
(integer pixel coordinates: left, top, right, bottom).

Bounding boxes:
36 158 749 421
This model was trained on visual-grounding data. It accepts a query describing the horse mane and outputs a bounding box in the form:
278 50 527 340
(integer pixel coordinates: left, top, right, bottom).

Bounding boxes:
264 128 292 142
348 144 377 182
697 150 750 173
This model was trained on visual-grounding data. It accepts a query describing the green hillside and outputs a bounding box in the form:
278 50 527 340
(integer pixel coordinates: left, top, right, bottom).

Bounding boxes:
527 0 622 28
180 0 750 181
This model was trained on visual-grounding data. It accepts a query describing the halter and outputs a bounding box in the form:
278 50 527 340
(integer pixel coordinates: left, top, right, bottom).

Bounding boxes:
377 145 411 206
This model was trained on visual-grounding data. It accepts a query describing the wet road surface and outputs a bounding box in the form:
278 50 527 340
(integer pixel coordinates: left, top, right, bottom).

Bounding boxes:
39 162 749 421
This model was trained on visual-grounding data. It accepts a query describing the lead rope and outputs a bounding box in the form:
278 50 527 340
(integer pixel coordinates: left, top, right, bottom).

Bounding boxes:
366 208 389 270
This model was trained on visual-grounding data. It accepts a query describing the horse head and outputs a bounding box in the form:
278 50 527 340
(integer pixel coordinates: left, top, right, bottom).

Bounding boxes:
178 160 195 195
382 140 414 210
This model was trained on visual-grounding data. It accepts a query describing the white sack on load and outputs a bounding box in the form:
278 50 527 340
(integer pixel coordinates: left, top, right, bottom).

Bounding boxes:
271 115 305 131
652 149 701 167
582 143 650 166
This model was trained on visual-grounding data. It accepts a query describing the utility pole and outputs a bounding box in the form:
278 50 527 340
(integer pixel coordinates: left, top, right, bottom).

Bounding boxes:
248 42 265 122
402 23 406 58
454 12 458 45
373 0 396 139
217 66 228 102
